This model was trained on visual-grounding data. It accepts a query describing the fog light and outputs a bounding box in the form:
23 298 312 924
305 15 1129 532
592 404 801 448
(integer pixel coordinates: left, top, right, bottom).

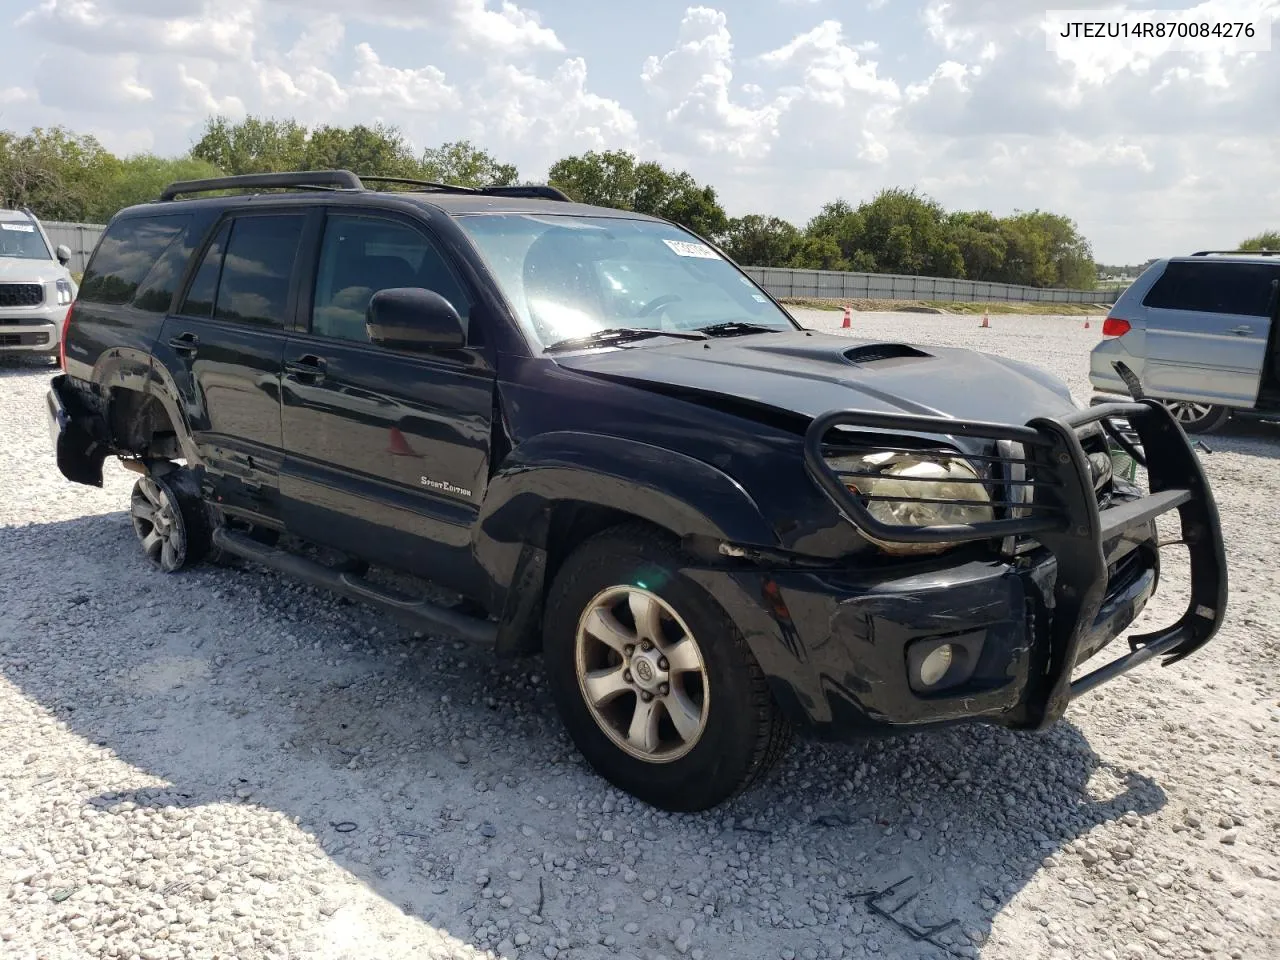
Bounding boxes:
917 644 954 687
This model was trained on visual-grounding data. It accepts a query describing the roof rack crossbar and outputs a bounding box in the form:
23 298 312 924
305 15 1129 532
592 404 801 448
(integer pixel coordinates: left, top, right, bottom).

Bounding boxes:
480 185 572 201
359 175 477 194
360 176 570 202
160 170 364 201
1191 249 1280 257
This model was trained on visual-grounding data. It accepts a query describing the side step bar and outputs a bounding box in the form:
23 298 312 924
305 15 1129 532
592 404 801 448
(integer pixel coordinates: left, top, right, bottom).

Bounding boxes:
211 527 498 646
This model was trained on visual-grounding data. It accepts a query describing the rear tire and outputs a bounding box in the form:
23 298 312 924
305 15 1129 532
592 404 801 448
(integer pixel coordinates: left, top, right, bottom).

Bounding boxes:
129 472 211 572
1160 400 1230 434
542 524 791 811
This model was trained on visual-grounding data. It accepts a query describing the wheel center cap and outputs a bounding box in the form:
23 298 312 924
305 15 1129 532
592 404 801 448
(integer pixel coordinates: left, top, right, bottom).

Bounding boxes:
630 651 666 691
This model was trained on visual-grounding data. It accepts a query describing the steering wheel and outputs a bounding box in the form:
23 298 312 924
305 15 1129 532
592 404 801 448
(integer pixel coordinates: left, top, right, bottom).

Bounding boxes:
636 294 683 317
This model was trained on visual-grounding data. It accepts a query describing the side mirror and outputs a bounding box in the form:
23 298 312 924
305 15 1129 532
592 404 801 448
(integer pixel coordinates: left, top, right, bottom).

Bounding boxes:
366 287 465 352
55 244 72 266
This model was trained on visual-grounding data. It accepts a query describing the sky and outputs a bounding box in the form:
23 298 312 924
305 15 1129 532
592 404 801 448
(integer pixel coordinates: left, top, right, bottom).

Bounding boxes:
2 0 1278 264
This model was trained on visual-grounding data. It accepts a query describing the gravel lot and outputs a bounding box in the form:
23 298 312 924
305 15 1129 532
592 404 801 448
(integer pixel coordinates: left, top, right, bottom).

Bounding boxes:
1 310 1277 960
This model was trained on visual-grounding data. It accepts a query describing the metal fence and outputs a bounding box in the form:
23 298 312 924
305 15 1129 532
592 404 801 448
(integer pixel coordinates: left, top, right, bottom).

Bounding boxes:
740 266 1117 305
43 219 1117 305
43 221 103 274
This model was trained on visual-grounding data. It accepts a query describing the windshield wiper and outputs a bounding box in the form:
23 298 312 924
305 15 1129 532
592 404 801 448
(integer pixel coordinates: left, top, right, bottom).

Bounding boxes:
694 321 781 337
543 327 708 353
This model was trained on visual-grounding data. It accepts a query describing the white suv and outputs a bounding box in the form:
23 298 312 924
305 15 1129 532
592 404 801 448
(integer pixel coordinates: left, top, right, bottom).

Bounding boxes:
0 208 78 361
1090 251 1280 433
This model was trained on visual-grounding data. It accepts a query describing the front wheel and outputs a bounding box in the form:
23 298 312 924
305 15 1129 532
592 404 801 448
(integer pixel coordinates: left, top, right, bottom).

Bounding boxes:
1159 400 1231 434
543 525 791 811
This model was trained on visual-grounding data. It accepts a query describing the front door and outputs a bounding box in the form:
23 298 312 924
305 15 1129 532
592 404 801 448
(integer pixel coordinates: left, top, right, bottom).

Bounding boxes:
279 210 496 597
156 211 310 523
1140 259 1279 408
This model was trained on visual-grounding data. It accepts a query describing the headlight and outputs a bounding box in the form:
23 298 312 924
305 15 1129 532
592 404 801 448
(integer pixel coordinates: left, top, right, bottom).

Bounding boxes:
826 450 995 556
55 278 73 305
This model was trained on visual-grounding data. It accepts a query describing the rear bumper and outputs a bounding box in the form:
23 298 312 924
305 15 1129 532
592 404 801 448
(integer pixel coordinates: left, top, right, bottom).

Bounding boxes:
696 399 1227 737
47 374 108 486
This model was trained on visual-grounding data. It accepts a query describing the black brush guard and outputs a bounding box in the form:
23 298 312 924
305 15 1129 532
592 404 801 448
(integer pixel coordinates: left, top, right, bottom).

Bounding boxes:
803 400 1228 729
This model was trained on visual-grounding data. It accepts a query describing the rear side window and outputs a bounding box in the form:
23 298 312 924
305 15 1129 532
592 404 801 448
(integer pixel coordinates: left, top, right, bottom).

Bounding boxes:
131 222 202 313
179 222 230 319
177 215 305 327
214 216 305 328
80 216 190 305
1143 261 1280 317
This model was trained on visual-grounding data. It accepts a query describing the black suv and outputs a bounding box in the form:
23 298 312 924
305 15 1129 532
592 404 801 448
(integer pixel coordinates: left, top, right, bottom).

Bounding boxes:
48 170 1228 811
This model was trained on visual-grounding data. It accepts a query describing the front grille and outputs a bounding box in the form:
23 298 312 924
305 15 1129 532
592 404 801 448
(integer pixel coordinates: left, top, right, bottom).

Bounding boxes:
0 283 44 308
0 332 50 347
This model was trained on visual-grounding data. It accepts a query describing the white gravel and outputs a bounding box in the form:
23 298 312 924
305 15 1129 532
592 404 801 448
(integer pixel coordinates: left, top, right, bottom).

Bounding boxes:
1 311 1277 960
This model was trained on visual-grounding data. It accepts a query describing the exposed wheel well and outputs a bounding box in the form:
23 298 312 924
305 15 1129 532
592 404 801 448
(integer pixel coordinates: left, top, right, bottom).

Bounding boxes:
496 502 684 658
109 388 182 461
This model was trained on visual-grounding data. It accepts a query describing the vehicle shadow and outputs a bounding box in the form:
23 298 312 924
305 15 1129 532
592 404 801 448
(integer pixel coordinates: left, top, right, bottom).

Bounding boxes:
0 512 1167 959
0 355 58 378
1204 416 1280 460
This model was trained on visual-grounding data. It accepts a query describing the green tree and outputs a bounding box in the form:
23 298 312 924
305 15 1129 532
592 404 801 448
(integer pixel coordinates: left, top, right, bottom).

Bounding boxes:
720 214 802 266
547 150 728 236
1240 230 1280 251
90 154 224 220
946 211 1006 281
191 115 308 175
995 210 1094 289
420 141 518 187
633 162 728 237
547 150 640 209
0 127 119 222
854 188 963 278
301 122 419 177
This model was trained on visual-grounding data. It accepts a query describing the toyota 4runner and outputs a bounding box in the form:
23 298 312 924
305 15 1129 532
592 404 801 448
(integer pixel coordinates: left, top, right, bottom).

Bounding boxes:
48 170 1228 811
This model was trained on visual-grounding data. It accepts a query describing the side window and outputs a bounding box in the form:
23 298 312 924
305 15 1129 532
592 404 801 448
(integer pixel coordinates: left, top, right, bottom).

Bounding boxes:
214 215 306 328
178 221 230 319
80 216 190 305
131 222 202 313
1144 262 1280 317
311 214 474 344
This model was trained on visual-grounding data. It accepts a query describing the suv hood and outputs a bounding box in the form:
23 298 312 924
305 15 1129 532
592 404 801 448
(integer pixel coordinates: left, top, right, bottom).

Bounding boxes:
552 330 1077 427
0 256 67 284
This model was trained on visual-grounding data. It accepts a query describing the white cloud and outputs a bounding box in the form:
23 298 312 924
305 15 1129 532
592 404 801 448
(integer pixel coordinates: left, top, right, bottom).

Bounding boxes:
641 7 785 159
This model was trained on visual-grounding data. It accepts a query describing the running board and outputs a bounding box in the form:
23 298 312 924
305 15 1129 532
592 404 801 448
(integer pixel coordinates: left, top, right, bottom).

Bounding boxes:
210 527 498 645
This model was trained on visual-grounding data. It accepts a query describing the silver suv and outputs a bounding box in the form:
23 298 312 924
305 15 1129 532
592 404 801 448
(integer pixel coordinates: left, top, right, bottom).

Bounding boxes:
0 208 78 361
1090 251 1280 433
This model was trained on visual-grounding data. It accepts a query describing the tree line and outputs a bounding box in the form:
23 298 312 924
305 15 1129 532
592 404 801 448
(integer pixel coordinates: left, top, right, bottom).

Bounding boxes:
0 116 1147 290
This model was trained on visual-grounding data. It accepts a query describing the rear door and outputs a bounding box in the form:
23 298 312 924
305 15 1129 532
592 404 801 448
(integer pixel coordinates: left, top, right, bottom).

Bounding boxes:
279 208 496 596
1140 259 1279 408
156 209 313 523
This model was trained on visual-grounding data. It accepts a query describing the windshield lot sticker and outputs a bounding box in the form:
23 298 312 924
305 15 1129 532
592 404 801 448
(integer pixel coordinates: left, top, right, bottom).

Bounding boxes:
0 223 35 232
663 239 720 260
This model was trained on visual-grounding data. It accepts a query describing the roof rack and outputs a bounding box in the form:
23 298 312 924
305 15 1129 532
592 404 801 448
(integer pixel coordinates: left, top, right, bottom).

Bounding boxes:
159 170 364 201
360 175 477 193
1190 249 1280 257
159 169 572 203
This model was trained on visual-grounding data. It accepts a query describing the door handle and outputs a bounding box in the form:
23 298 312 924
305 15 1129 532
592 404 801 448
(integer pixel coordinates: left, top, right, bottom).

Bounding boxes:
284 356 327 382
167 333 199 354
1231 325 1253 335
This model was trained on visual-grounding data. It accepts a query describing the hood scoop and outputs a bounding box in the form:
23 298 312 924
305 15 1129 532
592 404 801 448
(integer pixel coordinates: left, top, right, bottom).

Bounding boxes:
842 343 932 365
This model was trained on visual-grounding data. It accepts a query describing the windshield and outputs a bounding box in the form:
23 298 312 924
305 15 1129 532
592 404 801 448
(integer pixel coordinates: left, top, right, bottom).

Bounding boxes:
455 213 797 348
0 220 51 260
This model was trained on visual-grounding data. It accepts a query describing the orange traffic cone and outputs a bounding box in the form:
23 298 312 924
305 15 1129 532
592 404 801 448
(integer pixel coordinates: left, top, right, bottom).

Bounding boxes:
1084 319 1091 329
980 311 990 328
842 305 852 329
387 426 418 457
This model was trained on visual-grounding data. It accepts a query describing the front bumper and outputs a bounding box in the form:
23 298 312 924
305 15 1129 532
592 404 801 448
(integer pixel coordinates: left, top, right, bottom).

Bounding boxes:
0 317 58 353
0 299 62 353
695 400 1227 736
